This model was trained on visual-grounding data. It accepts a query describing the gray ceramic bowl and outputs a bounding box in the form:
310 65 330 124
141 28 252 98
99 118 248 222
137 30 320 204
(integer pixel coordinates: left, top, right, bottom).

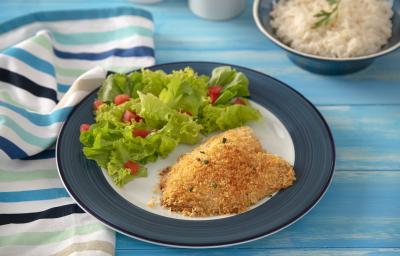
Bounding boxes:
253 0 400 75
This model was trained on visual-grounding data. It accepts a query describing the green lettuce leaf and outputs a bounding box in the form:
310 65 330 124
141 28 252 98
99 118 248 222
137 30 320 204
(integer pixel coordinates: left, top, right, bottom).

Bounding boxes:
200 104 261 134
95 99 141 125
97 69 168 102
139 91 203 144
208 66 250 105
98 73 130 102
159 112 203 144
159 67 208 116
138 92 171 128
80 122 121 167
208 66 237 86
106 139 149 186
128 69 167 98
158 135 179 157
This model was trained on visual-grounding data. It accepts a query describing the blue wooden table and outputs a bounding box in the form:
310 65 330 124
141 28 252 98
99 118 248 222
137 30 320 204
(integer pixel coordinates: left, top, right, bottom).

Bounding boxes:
2 0 400 255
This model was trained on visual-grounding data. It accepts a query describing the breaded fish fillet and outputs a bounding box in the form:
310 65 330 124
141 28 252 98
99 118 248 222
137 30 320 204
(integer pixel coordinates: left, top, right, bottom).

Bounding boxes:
160 126 295 217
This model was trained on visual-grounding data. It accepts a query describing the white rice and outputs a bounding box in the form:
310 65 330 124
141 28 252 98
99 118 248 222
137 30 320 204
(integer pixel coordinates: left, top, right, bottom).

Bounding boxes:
270 0 393 58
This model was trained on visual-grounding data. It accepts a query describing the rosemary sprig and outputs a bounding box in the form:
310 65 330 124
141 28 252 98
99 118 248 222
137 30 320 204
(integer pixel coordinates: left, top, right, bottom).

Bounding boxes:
312 0 341 29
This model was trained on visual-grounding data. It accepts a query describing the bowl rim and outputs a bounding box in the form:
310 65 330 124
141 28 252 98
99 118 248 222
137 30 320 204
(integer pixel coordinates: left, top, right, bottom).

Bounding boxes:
253 0 400 62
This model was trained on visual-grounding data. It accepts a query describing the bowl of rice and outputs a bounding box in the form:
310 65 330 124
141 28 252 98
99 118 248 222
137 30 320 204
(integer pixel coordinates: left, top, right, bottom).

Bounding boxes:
253 0 400 75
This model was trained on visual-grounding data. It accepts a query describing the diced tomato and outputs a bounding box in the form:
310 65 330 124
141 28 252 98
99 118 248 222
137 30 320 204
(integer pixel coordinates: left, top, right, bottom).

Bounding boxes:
122 110 135 123
233 97 246 105
180 110 192 116
133 128 150 138
208 86 223 104
209 92 219 104
114 94 130 105
208 86 223 95
122 110 142 123
93 99 103 110
80 123 90 132
133 113 142 122
123 160 140 176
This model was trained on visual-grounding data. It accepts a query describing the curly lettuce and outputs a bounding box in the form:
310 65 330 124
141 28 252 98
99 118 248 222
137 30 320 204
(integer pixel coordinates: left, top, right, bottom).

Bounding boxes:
208 66 250 105
158 67 208 116
80 66 261 187
199 104 261 135
81 92 202 186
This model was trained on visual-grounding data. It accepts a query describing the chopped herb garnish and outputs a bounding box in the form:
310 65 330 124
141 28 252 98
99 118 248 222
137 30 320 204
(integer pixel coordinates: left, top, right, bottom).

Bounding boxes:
312 0 340 29
189 187 194 192
222 137 227 144
211 181 217 188
203 160 209 164
200 151 205 154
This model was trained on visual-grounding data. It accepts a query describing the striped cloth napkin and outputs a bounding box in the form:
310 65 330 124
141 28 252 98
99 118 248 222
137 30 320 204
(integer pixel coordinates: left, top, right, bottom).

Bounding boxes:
0 7 155 255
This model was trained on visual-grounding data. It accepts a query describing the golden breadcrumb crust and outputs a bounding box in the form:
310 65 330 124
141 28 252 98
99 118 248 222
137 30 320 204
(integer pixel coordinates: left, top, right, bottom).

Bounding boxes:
160 126 296 217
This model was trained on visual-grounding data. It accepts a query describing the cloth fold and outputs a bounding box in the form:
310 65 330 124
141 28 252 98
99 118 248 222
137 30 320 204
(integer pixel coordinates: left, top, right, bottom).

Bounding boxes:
0 7 155 255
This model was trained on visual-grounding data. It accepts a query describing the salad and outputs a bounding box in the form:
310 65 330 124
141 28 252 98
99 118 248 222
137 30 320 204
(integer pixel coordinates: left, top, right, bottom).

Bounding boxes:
80 66 261 186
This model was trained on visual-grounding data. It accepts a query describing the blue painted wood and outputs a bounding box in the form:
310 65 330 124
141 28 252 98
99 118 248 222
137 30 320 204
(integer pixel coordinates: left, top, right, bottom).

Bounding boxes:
320 106 400 171
1 0 400 254
0 1 399 105
116 248 400 256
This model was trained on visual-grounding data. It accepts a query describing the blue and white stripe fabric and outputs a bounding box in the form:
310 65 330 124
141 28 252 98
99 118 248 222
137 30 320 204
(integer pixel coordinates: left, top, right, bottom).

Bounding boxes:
0 7 155 255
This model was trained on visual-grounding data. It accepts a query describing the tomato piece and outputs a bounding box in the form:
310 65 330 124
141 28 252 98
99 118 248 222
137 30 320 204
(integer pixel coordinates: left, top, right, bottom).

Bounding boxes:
233 97 246 105
180 110 192 116
122 110 141 123
122 110 135 123
133 113 142 122
208 86 223 104
133 128 150 138
208 86 223 95
80 123 90 132
123 160 140 176
114 94 130 105
93 99 103 110
209 93 219 104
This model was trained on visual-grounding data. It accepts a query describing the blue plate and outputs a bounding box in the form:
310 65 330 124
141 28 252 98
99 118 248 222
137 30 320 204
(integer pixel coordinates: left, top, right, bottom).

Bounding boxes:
56 62 335 248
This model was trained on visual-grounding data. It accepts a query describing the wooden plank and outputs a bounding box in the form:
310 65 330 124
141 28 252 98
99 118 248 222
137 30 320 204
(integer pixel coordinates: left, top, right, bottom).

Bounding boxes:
0 1 399 105
320 106 400 171
116 170 400 249
116 248 400 256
